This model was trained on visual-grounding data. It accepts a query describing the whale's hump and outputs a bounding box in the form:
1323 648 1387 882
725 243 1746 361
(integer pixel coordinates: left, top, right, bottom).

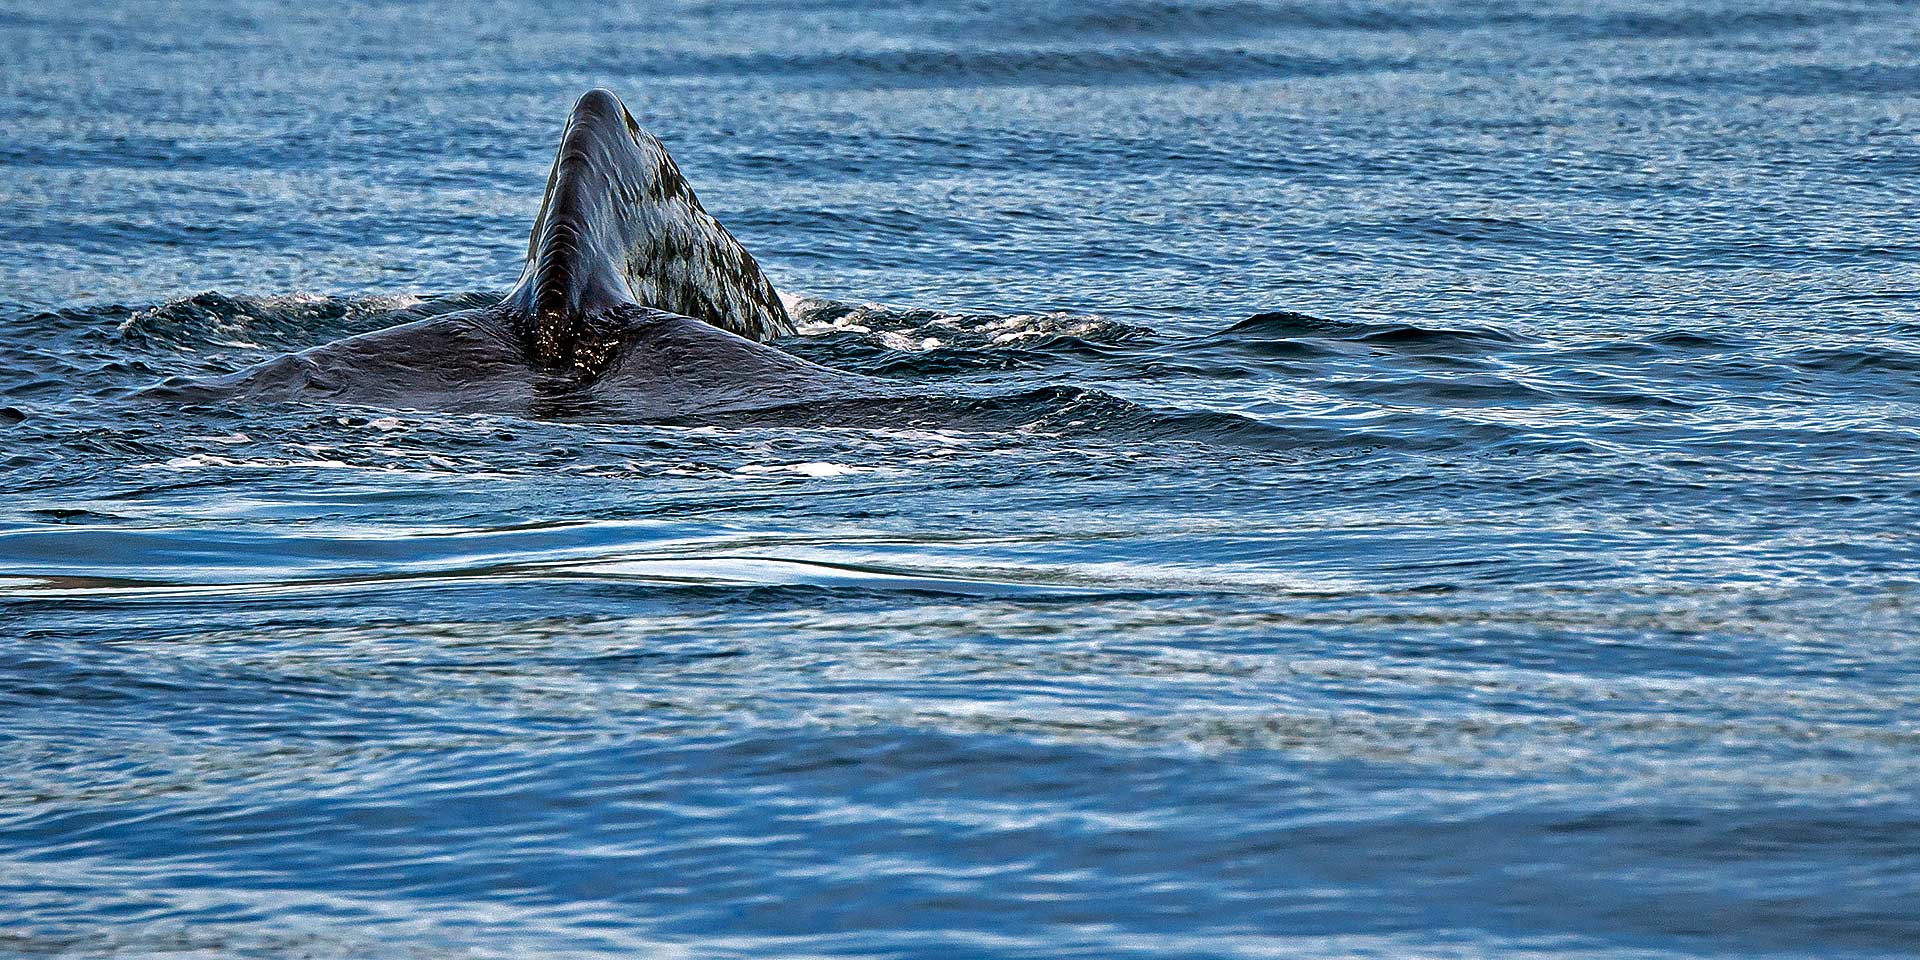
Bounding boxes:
507 88 791 363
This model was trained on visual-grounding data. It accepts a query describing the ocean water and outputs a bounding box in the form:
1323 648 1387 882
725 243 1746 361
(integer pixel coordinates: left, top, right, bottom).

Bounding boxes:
4 0 1919 957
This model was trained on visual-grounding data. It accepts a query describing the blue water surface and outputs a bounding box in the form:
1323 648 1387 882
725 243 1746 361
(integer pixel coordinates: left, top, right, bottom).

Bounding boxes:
3 1 1919 957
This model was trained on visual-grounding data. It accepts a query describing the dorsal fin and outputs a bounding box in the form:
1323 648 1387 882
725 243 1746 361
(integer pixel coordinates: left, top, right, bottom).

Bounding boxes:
507 89 791 364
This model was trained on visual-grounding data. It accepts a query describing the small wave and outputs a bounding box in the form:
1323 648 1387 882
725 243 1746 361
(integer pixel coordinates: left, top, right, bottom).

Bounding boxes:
1640 63 1920 97
615 45 1400 91
948 0 1445 42
1322 374 1560 408
1780 346 1920 376
679 384 1299 450
1208 311 1532 351
0 556 1051 602
1644 330 1744 350
732 461 898 479
789 296 1146 346
1561 330 1749 365
1533 7 1863 42
782 296 1149 375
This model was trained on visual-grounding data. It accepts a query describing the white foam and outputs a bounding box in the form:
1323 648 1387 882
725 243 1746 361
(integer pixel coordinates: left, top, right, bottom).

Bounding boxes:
733 461 890 478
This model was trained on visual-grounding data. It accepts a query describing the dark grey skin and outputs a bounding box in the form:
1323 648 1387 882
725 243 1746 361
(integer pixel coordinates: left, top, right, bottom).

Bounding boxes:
154 89 872 420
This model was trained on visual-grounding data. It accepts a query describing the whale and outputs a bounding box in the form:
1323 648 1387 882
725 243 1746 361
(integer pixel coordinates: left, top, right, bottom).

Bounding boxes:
147 89 872 420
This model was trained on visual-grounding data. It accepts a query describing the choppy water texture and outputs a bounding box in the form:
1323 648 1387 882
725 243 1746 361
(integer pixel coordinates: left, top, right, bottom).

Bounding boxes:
5 1 1920 957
